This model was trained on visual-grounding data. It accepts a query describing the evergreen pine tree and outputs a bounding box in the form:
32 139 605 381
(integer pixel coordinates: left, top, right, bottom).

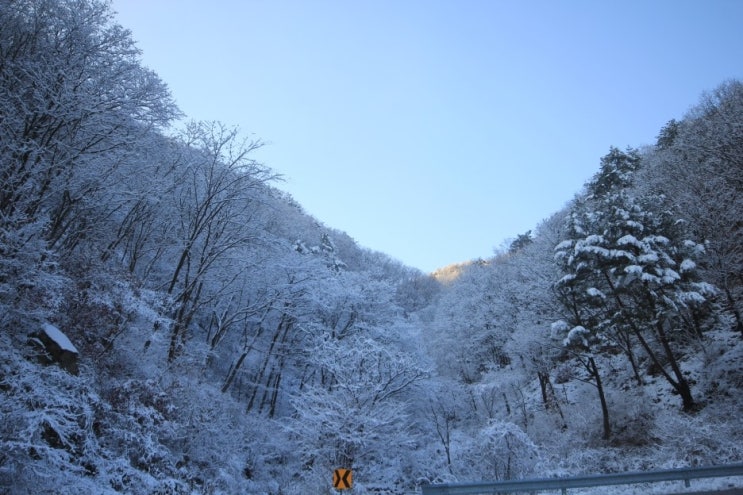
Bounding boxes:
554 147 716 412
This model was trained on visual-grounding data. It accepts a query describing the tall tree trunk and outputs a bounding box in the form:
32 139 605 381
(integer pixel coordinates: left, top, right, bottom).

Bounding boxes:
605 272 695 410
614 328 643 386
537 371 551 409
268 370 282 418
721 284 743 336
167 281 203 362
221 351 248 393
247 315 289 412
587 356 611 440
631 323 695 411
655 319 696 411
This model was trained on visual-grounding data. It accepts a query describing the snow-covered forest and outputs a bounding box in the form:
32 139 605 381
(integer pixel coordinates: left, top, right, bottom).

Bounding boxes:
1 1 741 494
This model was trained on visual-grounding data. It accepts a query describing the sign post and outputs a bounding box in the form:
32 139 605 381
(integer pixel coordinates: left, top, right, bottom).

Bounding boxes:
333 468 353 490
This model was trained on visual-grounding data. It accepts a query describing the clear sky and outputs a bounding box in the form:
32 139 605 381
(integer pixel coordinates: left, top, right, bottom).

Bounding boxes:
112 0 743 273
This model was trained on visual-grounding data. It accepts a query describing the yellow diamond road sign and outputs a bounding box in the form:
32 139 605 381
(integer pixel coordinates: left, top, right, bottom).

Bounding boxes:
333 468 352 490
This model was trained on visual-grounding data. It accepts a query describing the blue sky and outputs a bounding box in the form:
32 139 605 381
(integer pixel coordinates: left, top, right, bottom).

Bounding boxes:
112 0 743 273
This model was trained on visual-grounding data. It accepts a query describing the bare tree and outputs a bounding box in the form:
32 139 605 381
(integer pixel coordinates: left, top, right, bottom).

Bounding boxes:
164 122 275 361
0 0 177 240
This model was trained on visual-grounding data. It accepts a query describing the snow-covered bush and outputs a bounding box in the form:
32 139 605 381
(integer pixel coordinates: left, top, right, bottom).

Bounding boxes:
455 420 541 481
0 333 100 493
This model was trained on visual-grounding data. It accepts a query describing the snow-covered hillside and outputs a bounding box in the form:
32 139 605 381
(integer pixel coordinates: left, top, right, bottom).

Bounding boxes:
1 1 741 493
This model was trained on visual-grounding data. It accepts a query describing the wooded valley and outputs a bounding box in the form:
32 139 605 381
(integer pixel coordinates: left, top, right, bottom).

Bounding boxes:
1 1 741 493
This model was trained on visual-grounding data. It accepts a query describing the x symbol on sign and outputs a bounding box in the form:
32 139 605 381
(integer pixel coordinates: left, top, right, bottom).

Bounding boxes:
333 468 352 489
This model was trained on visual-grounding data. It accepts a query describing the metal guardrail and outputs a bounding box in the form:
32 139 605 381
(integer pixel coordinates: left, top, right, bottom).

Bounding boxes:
421 463 743 495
